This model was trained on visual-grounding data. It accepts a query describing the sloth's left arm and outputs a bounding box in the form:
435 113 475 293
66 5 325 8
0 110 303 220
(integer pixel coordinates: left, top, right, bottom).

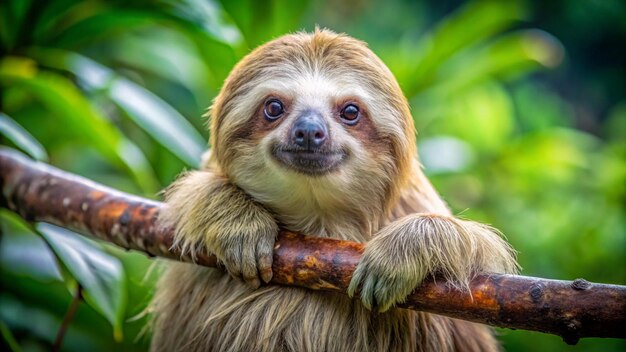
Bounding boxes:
348 214 518 312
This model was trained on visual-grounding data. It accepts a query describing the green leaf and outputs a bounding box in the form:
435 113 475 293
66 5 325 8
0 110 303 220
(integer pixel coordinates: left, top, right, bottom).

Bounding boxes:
423 30 565 97
0 112 48 161
50 10 165 47
111 29 216 94
0 320 21 352
35 223 127 341
218 0 309 48
167 0 247 78
108 79 205 167
0 56 160 194
169 0 244 48
409 30 565 133
30 49 206 168
0 0 32 51
0 210 62 283
49 8 241 83
400 0 527 96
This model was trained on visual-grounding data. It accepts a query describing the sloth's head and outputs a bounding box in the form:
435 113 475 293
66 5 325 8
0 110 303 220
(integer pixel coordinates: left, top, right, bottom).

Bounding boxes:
208 29 416 215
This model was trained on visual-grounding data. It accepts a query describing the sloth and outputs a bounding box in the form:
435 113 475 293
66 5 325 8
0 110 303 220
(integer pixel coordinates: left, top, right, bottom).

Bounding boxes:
151 28 517 352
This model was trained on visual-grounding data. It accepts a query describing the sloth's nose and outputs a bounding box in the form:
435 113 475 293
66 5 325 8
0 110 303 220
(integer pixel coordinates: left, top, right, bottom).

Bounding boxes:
292 112 328 150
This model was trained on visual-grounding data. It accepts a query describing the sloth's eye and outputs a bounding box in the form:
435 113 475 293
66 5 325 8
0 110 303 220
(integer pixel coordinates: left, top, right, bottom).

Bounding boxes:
340 104 360 124
264 99 284 120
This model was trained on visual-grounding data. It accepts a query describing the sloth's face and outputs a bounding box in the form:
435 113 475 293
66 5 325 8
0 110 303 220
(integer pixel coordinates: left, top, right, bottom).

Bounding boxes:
211 30 415 205
255 76 376 177
242 67 397 184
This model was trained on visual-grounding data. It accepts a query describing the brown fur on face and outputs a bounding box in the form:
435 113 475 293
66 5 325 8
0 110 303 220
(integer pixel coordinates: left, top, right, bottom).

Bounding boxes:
152 28 517 352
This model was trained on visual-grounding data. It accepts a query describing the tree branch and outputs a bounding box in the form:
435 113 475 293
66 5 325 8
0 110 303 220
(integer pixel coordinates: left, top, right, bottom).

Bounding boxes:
1 148 624 343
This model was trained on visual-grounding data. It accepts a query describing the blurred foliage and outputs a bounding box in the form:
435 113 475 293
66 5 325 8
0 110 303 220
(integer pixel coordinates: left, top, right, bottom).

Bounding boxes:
0 0 624 351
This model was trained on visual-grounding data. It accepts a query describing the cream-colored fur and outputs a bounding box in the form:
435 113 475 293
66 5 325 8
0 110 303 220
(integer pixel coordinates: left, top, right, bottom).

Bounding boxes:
151 29 517 352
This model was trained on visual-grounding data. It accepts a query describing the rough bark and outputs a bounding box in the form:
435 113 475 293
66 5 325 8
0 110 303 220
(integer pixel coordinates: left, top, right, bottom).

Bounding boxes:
1 148 624 343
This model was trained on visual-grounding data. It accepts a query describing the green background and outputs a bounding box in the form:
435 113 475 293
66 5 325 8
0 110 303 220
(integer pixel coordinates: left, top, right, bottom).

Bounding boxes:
0 0 624 351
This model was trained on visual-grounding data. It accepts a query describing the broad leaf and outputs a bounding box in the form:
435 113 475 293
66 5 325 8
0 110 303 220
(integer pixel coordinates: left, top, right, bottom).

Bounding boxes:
49 8 241 84
50 10 165 47
0 210 61 283
218 0 309 48
0 112 48 161
169 0 243 47
399 0 527 96
31 49 206 168
423 30 564 97
0 56 159 194
35 223 127 341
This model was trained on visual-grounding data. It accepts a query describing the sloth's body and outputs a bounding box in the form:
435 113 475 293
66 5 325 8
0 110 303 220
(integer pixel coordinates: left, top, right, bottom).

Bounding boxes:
152 29 517 352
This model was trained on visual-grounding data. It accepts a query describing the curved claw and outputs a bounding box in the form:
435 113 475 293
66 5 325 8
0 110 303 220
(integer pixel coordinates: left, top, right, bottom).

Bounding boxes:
348 246 422 313
348 260 385 311
241 242 261 288
256 240 273 283
348 265 374 309
360 271 378 310
218 231 275 289
347 266 364 297
374 276 398 312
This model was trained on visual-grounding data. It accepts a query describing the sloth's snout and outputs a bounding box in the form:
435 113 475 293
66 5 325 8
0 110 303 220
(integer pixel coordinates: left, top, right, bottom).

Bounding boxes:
291 111 328 150
273 110 344 175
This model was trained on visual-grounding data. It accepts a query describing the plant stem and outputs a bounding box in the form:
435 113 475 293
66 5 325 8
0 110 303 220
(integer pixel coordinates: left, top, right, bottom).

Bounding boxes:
52 285 82 352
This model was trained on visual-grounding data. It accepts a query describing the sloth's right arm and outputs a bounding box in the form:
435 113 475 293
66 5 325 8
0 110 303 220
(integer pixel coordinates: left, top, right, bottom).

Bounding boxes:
159 171 278 288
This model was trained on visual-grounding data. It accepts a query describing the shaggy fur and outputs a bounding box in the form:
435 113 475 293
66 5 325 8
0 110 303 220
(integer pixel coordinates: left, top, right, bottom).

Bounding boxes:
151 29 517 351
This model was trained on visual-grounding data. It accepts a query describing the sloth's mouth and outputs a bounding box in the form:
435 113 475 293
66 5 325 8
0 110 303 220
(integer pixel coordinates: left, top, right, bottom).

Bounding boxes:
271 146 347 176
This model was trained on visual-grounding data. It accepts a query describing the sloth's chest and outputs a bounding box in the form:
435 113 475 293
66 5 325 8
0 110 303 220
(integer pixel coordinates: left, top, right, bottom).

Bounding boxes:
189 269 419 352
276 214 377 243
